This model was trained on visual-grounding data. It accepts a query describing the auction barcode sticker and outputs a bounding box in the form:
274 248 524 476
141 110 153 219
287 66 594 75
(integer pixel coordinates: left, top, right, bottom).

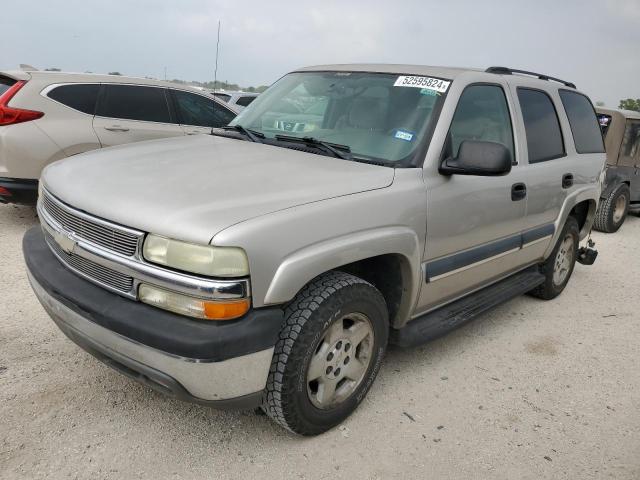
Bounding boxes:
394 76 450 93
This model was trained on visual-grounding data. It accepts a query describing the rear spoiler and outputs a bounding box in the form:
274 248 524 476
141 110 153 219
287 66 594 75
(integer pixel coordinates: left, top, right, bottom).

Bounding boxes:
0 70 32 82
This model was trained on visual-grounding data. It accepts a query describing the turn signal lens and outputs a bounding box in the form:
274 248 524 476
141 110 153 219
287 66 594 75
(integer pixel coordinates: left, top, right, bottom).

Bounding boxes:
139 284 250 320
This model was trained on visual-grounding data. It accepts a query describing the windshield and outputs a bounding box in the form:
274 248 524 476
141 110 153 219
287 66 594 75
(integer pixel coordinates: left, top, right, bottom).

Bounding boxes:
230 71 449 165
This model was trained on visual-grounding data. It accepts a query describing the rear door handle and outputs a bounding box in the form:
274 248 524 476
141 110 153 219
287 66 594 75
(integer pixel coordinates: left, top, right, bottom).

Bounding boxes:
562 173 574 189
511 182 527 201
104 126 130 132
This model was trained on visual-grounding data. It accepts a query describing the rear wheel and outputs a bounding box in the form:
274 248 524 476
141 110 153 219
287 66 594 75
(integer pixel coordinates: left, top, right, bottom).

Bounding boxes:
529 216 579 300
594 184 630 233
262 271 388 436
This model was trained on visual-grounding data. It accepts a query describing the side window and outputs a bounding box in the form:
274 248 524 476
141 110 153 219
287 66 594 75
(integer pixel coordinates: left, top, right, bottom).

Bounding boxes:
214 93 231 102
558 90 605 154
97 85 171 123
173 90 236 127
236 96 256 107
47 84 99 115
618 120 640 167
446 84 515 163
517 88 565 163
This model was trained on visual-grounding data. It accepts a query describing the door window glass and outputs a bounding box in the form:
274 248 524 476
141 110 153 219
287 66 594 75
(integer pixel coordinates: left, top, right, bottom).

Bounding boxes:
97 85 171 123
446 84 515 163
517 88 565 163
173 90 236 127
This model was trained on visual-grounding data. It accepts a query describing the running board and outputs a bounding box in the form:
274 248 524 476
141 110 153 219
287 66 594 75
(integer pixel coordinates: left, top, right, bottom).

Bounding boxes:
390 267 545 348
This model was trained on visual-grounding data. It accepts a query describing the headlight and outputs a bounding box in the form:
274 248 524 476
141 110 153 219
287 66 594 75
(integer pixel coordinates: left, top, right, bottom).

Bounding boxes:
143 234 249 277
139 284 250 320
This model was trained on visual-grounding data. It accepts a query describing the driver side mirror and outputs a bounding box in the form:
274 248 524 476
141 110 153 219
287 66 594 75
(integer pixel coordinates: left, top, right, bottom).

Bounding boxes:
439 140 512 176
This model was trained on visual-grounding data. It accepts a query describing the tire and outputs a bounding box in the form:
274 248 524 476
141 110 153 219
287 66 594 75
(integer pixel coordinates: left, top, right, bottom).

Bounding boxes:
262 271 389 435
594 184 630 233
529 216 579 300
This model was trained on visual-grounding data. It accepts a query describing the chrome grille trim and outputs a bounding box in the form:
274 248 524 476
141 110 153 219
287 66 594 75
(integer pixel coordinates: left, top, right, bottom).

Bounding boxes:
44 230 136 297
37 191 251 302
41 189 142 257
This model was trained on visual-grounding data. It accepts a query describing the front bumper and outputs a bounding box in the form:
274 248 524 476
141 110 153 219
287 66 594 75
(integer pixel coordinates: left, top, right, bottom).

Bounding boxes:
0 177 38 204
24 226 283 409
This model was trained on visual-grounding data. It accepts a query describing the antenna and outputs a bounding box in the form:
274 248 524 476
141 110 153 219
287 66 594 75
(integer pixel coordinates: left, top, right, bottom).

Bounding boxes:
211 20 221 134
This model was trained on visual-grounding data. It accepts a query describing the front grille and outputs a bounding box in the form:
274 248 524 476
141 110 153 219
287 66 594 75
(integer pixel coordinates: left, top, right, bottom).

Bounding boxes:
41 190 140 257
44 230 134 294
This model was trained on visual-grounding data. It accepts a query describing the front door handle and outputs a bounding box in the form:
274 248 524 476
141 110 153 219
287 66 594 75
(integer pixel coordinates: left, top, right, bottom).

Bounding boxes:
104 126 130 132
511 182 527 201
562 173 574 189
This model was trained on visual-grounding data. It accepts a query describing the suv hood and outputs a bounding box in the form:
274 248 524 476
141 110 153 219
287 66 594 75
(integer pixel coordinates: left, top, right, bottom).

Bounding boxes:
43 135 394 244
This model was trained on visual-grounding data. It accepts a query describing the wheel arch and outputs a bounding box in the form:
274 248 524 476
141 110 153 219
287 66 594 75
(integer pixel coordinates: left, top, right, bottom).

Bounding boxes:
263 227 422 328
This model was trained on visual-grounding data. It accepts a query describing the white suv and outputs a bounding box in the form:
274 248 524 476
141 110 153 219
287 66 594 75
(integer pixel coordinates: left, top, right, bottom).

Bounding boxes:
0 70 237 204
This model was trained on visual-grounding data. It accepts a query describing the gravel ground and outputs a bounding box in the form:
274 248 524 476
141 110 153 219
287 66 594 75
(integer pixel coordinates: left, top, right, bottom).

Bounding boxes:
1 204 639 480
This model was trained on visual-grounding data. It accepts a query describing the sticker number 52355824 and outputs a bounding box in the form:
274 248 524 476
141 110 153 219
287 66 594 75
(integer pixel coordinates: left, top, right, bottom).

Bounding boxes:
394 76 450 93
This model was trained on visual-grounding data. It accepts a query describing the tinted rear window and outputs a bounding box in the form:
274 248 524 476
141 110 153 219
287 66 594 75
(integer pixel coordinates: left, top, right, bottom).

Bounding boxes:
0 76 17 97
517 88 565 163
48 84 100 115
97 84 171 123
236 96 256 107
559 90 604 154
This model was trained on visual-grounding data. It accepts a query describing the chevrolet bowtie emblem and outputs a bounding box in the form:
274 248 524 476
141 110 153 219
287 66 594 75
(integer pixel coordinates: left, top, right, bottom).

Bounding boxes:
54 231 76 254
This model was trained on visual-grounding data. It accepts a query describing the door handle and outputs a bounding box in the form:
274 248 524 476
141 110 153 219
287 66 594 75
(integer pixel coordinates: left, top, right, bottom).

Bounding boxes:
104 126 130 132
511 182 527 201
562 173 574 189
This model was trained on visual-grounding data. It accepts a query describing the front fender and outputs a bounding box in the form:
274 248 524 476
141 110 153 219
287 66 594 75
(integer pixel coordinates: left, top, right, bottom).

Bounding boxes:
264 226 421 308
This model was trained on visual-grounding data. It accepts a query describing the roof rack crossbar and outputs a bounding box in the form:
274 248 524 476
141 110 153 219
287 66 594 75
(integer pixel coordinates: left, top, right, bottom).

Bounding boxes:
485 66 576 89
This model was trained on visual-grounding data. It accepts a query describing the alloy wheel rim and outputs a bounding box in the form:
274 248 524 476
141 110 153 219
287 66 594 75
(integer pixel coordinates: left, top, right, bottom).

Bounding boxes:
306 313 374 409
552 234 574 286
612 194 627 224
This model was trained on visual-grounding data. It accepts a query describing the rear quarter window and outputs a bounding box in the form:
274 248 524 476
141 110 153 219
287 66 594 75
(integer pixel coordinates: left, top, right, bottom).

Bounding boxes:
559 90 605 154
47 84 100 115
0 76 17 97
517 88 565 163
236 96 256 107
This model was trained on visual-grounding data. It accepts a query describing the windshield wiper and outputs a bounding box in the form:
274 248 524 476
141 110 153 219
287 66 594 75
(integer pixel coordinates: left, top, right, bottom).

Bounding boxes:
220 125 265 143
274 135 352 160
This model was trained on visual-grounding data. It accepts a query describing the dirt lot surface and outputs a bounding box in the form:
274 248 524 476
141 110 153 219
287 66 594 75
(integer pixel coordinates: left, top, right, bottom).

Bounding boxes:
1 204 638 480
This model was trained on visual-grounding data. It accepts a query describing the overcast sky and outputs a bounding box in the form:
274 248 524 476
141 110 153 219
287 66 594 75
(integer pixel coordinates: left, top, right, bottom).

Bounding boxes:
3 0 639 106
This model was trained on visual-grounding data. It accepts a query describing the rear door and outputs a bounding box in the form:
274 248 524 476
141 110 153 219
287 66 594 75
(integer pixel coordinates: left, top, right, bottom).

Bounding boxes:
170 89 237 135
509 86 570 232
93 84 183 147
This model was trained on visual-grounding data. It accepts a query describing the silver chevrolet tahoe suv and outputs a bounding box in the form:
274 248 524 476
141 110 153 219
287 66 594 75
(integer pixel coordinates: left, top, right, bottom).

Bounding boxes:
23 64 606 435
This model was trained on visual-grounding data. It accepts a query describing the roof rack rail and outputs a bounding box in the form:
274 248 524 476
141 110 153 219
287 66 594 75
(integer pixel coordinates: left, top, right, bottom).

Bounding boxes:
485 66 576 89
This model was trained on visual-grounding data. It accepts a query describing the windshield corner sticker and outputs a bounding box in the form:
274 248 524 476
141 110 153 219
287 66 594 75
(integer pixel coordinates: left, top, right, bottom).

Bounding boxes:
394 129 414 142
394 75 450 93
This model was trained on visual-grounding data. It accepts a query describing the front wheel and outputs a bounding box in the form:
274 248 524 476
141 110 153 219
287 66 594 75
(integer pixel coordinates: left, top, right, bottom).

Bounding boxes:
262 271 389 435
529 216 579 300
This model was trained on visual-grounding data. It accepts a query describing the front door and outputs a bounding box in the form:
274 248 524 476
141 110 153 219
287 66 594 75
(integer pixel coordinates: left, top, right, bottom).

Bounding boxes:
417 83 529 314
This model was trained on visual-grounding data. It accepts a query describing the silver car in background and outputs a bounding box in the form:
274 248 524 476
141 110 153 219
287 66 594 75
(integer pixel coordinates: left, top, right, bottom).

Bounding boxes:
0 70 237 204
24 64 605 435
